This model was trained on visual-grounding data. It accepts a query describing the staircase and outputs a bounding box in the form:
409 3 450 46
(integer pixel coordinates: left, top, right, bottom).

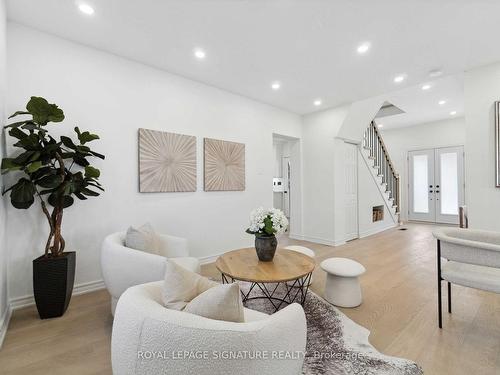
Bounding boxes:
362 121 400 220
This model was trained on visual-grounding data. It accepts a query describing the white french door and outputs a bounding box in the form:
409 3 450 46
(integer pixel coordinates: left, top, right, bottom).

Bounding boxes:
408 146 464 224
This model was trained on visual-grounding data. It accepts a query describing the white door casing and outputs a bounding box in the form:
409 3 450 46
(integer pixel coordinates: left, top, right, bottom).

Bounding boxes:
345 143 359 241
408 146 464 224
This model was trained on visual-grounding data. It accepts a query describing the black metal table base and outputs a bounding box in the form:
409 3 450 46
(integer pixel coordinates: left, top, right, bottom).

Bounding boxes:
221 273 312 312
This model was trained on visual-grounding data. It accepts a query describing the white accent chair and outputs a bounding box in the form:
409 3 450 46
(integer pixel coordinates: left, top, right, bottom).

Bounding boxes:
111 281 307 375
433 228 500 328
101 231 200 315
320 257 366 308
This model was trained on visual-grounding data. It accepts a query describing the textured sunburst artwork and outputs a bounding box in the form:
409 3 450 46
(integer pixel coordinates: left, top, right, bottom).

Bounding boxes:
204 138 245 191
139 128 197 192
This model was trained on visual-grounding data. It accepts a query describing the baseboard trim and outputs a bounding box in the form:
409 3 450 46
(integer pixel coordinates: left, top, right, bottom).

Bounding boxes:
9 279 105 311
359 223 397 239
0 304 12 349
198 253 224 265
290 234 339 247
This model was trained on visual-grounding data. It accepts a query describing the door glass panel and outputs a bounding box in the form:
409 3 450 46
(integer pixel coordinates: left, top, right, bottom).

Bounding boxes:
440 152 458 215
413 155 429 213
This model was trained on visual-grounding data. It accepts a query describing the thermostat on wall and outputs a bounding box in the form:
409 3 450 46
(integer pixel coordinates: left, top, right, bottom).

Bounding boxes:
273 178 284 192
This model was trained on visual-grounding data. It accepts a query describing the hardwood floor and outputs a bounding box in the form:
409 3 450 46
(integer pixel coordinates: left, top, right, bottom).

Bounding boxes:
1 223 499 374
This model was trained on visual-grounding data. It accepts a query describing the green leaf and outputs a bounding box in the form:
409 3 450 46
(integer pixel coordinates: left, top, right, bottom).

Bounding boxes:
10 178 36 209
8 110 30 119
263 215 275 236
12 151 36 166
8 128 29 140
74 192 88 200
26 161 43 173
89 150 105 160
75 127 100 144
60 136 77 150
1 158 22 173
48 193 74 208
37 174 63 188
84 166 100 178
30 166 53 180
80 188 99 197
26 96 64 125
73 155 89 167
4 120 32 129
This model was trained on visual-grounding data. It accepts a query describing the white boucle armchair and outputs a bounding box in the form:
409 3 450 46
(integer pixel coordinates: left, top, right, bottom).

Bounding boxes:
101 232 200 315
111 281 307 375
433 227 500 328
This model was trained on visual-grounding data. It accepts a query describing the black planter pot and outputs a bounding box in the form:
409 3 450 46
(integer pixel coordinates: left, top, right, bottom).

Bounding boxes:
255 235 278 261
33 251 76 319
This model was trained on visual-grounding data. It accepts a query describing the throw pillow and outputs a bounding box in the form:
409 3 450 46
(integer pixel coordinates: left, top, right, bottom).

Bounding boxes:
162 259 218 310
184 283 244 323
125 223 161 255
162 260 244 322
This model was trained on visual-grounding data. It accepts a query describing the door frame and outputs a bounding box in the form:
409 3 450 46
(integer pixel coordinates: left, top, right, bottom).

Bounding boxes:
408 148 436 222
344 141 359 241
407 145 465 224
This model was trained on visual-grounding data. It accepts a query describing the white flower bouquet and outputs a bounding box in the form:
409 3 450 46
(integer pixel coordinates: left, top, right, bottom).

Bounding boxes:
246 207 288 237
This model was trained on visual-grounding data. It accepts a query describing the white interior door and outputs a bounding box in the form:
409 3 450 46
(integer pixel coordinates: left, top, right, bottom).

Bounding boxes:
409 149 435 222
282 156 290 218
345 143 359 241
408 147 464 224
435 146 464 224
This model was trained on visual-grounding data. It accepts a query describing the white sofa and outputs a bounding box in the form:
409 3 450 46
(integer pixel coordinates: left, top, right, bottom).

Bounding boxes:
112 281 307 375
101 231 200 315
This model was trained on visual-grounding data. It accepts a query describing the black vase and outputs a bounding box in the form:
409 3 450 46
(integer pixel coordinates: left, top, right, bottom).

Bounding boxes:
33 251 76 319
255 235 278 261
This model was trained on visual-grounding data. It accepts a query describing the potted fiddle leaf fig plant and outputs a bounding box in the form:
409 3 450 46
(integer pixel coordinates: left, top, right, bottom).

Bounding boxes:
1 96 105 319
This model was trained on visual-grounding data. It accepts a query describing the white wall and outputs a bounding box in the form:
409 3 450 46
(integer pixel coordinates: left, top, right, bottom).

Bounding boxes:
0 0 10 346
381 117 466 221
357 148 396 237
300 106 349 244
464 62 500 231
5 23 302 301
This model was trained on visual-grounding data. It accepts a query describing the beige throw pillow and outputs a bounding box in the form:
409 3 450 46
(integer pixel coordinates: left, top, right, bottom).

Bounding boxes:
125 223 161 255
162 260 244 322
162 259 218 310
184 283 244 323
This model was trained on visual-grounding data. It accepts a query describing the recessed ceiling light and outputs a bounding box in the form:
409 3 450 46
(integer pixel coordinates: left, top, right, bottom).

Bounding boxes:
194 48 206 59
313 99 322 106
357 42 371 54
438 100 447 105
429 69 443 78
271 81 281 90
393 74 406 83
377 124 384 128
78 3 95 15
421 84 432 91
450 111 457 116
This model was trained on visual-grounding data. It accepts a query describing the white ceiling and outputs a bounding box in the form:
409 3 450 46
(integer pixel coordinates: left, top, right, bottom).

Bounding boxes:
6 0 497 116
374 74 464 130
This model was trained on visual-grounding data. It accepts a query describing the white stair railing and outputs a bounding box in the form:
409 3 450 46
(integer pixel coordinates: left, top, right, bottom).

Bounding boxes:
363 121 400 215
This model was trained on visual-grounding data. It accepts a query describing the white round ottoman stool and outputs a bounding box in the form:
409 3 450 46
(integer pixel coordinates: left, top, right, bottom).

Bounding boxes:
285 245 315 286
320 257 366 308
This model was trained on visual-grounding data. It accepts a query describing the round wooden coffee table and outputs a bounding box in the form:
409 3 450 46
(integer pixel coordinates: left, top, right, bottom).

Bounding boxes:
215 248 315 311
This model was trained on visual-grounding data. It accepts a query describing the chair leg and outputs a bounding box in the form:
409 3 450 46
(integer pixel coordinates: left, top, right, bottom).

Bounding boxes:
437 240 442 329
447 282 452 314
438 278 442 328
